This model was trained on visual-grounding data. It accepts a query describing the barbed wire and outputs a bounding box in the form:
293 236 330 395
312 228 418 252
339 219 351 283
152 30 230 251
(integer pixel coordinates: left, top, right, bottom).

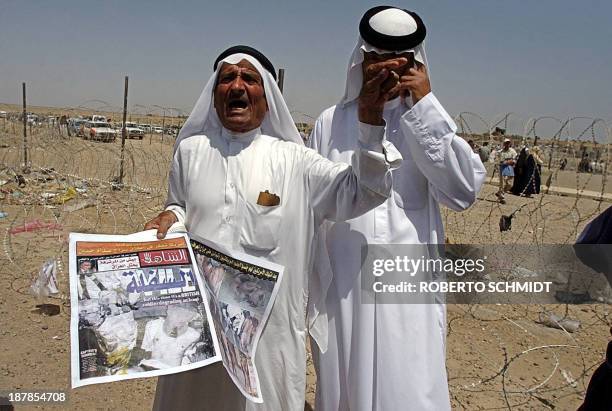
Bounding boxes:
0 107 610 409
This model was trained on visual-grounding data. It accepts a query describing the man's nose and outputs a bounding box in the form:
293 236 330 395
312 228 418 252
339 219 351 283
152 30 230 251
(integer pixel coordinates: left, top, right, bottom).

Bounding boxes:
229 76 246 92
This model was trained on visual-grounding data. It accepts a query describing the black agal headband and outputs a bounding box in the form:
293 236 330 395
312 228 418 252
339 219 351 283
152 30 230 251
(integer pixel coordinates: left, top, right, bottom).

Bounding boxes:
213 45 277 80
359 6 426 51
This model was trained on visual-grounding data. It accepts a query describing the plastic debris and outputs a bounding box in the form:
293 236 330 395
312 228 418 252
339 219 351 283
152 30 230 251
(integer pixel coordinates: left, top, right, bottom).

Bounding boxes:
41 192 57 200
9 219 63 235
55 187 77 204
538 312 581 333
561 369 578 388
30 259 59 299
500 204 530 232
34 173 54 183
499 215 512 231
0 211 7 218
63 198 96 212
111 182 124 191
15 174 26 187
510 266 539 278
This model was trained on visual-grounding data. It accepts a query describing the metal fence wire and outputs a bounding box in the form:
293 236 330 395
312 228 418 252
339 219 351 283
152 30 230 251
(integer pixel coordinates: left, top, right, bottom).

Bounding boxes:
0 105 610 409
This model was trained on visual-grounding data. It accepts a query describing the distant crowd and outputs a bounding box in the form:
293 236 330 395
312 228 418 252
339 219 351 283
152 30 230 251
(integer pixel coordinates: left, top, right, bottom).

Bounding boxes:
464 137 607 203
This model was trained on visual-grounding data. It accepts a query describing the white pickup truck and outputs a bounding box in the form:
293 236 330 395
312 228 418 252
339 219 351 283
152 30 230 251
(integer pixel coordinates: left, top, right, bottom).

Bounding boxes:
82 121 117 142
121 122 145 140
91 115 107 122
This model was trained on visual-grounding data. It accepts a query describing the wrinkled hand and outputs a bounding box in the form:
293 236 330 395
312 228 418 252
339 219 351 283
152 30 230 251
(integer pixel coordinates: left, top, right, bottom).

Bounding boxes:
144 210 178 239
397 61 431 105
358 57 407 125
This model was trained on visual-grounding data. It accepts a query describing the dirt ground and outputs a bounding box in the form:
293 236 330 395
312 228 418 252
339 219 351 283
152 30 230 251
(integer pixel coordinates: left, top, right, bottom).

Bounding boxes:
0 124 610 410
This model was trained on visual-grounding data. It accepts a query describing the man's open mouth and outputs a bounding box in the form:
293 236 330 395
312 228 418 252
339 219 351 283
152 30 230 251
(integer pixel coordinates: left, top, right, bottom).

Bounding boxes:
228 96 249 112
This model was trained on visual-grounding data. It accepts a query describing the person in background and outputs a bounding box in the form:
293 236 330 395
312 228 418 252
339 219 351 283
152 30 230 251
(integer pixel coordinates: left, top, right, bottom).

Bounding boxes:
578 154 591 173
575 206 612 410
496 138 517 201
478 141 491 164
511 147 540 197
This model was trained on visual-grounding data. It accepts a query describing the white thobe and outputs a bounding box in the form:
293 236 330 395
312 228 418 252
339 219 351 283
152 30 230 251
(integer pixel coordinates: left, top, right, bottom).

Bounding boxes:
309 93 487 411
153 124 400 411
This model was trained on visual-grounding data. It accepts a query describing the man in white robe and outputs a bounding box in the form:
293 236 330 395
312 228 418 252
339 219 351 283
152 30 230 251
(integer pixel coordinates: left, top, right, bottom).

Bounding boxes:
144 45 402 410
308 7 487 411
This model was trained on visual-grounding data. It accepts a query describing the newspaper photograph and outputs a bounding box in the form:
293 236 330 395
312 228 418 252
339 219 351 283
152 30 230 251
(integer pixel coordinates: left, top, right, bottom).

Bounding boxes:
190 234 284 403
69 232 222 388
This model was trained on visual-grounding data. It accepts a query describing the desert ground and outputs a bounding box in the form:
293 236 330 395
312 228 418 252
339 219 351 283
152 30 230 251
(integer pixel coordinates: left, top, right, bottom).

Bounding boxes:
0 118 610 410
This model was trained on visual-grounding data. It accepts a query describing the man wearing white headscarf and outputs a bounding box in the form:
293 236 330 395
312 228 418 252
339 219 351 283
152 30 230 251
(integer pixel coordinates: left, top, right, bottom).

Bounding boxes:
308 7 487 411
144 45 402 410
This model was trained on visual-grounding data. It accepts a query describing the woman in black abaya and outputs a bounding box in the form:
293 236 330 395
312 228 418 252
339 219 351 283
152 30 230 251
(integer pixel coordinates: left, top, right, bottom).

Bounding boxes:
511 147 540 197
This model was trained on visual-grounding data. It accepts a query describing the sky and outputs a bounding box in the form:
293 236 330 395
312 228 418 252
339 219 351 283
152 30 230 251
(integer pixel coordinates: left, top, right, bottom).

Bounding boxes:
1 0 611 137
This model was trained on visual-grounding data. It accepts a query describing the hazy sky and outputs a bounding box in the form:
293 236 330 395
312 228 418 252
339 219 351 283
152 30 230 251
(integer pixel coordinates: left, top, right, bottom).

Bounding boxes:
1 0 611 136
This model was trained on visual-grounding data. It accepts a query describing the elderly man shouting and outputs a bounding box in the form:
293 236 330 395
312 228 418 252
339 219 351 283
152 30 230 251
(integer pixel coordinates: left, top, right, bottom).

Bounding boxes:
145 45 401 410
308 6 486 411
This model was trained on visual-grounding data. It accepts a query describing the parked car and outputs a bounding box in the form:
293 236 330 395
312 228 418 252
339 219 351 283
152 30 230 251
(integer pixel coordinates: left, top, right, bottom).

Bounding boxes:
26 114 39 125
170 125 181 134
68 118 86 135
83 121 117 142
139 124 152 133
120 122 144 139
153 126 163 134
164 126 179 136
91 115 107 123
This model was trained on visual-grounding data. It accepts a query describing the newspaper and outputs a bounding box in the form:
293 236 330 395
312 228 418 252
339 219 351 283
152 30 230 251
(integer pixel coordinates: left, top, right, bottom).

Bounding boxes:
69 231 284 403
189 232 284 402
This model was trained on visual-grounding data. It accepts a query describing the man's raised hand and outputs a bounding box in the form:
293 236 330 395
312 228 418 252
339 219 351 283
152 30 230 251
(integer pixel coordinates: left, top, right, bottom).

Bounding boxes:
397 61 431 105
358 57 407 125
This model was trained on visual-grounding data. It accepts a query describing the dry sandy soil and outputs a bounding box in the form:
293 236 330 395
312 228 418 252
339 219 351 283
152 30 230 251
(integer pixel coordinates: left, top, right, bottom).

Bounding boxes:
0 124 610 410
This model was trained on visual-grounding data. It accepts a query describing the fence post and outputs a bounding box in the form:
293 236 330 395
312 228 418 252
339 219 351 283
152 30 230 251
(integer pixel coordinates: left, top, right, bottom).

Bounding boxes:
118 76 128 185
161 110 165 144
277 68 285 94
22 82 28 168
